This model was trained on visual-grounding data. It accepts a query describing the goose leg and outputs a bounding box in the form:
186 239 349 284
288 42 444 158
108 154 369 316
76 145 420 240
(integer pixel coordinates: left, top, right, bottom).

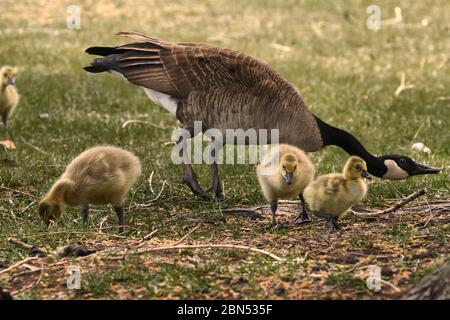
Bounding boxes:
81 204 89 225
270 201 278 226
207 137 224 200
177 135 210 199
293 194 311 224
182 163 211 199
113 205 125 234
210 163 224 200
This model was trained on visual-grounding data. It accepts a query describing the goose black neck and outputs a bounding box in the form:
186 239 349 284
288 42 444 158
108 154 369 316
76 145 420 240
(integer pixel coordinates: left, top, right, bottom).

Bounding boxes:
314 116 387 177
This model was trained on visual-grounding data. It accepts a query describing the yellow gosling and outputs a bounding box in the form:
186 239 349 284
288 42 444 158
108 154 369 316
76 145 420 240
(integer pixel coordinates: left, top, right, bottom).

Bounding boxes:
0 66 19 130
257 144 315 226
303 156 371 231
38 145 141 233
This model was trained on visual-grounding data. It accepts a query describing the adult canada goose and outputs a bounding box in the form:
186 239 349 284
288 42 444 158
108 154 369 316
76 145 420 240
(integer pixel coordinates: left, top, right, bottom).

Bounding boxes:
38 145 141 233
84 32 440 199
0 65 19 130
303 156 370 231
257 144 315 226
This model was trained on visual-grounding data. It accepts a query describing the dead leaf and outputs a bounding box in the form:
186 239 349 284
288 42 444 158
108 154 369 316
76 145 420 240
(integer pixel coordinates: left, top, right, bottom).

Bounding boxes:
0 140 16 150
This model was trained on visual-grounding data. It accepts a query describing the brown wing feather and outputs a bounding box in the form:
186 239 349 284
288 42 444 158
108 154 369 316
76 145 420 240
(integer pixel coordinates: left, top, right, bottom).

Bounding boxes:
114 32 300 101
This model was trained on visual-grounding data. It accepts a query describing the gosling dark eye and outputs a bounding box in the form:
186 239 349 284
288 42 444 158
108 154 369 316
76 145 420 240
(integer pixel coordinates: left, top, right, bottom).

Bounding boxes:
355 165 361 170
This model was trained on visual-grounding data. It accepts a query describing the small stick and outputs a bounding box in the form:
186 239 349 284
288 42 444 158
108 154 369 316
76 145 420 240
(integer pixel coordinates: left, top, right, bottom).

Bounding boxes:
136 244 285 262
352 187 427 219
121 119 165 130
8 237 48 257
22 141 49 155
395 72 414 96
0 185 38 199
171 225 201 246
0 257 38 276
11 261 44 295
8 237 34 250
21 200 37 213
138 229 159 243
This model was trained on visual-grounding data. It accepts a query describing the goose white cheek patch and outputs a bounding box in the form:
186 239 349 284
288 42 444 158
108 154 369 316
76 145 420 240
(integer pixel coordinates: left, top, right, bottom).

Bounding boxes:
383 160 409 180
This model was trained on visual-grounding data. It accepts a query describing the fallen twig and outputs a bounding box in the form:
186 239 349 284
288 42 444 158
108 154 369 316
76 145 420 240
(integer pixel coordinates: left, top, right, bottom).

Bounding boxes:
11 261 44 295
136 244 285 262
0 257 38 276
139 229 159 243
0 185 38 199
395 72 414 96
352 188 427 218
171 225 201 246
8 237 48 257
121 119 165 130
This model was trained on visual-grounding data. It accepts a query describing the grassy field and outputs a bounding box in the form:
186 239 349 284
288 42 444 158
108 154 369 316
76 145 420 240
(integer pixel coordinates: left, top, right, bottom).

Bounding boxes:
0 0 449 299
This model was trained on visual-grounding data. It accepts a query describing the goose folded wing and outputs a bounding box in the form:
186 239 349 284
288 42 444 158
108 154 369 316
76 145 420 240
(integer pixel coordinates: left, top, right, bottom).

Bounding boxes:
110 32 297 100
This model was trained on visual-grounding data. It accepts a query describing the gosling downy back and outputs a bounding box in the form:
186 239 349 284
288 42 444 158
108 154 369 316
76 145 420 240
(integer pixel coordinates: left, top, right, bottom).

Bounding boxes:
60 145 142 206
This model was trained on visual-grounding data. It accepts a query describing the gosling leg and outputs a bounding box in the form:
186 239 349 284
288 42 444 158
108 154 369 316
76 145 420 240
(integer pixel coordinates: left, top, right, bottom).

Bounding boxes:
113 205 125 234
1 114 8 131
329 216 340 232
81 204 89 225
270 201 278 226
293 194 311 224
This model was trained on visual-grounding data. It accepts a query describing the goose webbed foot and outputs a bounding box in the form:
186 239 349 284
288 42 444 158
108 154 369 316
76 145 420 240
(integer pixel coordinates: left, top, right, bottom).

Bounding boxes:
328 216 340 232
182 163 211 200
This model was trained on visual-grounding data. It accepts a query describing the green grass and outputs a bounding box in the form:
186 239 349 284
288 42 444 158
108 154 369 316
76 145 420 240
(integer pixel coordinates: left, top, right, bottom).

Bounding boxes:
0 0 449 299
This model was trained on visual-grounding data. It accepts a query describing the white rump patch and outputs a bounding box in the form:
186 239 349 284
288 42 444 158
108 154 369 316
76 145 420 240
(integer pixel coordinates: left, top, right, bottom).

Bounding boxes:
141 87 178 115
382 159 409 180
107 70 178 115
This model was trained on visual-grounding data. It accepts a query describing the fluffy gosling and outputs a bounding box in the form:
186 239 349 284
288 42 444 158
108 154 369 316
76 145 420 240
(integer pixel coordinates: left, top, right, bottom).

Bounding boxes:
0 66 19 130
303 156 371 232
257 144 315 226
38 145 141 233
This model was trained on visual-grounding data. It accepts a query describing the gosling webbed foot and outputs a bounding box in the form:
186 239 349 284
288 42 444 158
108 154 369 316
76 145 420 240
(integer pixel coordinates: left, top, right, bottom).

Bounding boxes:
329 216 341 232
294 211 311 224
293 194 311 224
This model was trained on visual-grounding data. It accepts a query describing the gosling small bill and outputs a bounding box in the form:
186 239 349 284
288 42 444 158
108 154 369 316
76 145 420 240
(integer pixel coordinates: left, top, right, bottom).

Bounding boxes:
38 145 141 233
303 156 371 232
257 144 315 226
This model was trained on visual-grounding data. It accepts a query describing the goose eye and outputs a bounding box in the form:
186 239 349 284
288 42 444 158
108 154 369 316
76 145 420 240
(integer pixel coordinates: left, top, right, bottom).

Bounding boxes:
398 159 406 165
